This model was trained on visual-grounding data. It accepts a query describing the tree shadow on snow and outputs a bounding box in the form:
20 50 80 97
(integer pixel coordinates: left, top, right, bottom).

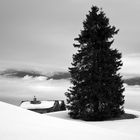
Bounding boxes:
108 113 138 121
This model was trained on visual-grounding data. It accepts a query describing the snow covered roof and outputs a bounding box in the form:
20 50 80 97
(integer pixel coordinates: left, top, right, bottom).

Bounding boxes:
20 101 56 109
20 96 64 110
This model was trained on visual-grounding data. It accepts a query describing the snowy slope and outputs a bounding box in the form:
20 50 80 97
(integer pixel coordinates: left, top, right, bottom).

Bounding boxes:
48 109 140 137
0 101 140 140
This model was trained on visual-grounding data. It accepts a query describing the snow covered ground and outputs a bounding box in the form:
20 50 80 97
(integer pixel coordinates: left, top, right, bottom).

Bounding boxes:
0 101 140 140
47 109 140 137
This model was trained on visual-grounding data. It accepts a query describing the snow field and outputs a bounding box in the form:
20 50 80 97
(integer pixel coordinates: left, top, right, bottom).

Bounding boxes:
0 101 140 140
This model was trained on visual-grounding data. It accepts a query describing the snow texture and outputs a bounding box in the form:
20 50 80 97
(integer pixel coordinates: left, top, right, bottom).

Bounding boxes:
0 101 140 140
48 109 140 137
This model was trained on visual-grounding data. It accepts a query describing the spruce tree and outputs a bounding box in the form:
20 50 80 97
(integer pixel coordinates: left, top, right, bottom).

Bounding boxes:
65 5 125 121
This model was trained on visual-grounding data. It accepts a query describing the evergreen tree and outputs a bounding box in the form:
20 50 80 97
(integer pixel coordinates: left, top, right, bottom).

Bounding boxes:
65 5 125 121
60 101 66 111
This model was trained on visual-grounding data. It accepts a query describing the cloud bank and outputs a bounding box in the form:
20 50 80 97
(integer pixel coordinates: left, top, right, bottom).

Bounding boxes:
0 74 70 106
121 53 140 78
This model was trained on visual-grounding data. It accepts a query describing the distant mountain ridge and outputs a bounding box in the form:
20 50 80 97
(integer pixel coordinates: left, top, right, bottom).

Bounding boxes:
1 69 140 85
47 72 70 80
0 69 71 80
124 77 140 86
0 69 45 78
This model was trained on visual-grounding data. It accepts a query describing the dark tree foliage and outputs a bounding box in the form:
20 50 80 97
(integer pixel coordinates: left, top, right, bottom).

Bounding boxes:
60 101 66 111
65 6 125 121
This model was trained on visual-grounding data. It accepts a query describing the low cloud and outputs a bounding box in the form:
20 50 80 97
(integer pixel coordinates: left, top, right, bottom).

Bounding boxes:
0 75 70 105
121 53 140 78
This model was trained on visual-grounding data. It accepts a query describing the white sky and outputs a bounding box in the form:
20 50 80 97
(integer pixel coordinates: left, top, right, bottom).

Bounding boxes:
0 0 140 73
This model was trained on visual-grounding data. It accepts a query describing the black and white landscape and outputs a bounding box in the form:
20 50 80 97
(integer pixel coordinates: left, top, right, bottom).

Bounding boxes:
1 0 140 139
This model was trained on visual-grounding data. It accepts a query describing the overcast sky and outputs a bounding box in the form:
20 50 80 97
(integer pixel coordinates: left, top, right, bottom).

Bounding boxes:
0 0 140 74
